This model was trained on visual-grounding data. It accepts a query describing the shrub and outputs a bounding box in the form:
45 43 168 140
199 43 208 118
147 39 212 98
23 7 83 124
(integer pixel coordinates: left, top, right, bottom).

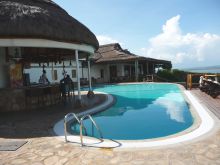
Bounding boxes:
156 69 188 82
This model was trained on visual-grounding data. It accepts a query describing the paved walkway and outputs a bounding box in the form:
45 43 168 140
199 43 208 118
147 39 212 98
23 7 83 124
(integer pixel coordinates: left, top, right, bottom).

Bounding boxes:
0 91 220 165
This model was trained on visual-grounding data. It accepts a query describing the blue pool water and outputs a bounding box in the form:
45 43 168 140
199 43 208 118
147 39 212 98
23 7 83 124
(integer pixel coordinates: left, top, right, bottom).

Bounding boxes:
70 83 193 140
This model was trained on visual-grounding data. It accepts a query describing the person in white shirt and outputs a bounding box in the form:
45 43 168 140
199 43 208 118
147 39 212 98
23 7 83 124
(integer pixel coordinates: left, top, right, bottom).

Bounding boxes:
199 76 204 87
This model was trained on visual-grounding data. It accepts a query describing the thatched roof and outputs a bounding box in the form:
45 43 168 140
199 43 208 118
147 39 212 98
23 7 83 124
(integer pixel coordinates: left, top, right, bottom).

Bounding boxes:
0 0 99 49
92 43 172 67
92 43 138 62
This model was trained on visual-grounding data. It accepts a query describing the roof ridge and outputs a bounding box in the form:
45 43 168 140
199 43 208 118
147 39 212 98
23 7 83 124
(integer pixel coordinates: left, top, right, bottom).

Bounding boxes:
99 43 119 47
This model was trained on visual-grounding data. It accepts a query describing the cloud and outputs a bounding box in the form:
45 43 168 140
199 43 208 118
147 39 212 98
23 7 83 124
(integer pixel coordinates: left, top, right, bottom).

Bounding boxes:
141 15 220 68
96 35 120 45
154 93 186 123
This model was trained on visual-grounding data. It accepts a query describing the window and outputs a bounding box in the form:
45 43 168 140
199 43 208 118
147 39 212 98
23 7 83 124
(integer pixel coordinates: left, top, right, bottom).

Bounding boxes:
100 69 104 78
72 69 76 78
52 70 58 80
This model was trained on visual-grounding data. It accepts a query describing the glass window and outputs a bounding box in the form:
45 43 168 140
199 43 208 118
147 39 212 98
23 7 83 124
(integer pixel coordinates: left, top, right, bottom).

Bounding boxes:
52 70 58 80
72 69 76 78
100 69 104 78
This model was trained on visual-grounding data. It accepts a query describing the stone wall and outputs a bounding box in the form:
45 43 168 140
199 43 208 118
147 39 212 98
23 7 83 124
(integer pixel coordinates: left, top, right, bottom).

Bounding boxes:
0 88 26 112
0 85 63 112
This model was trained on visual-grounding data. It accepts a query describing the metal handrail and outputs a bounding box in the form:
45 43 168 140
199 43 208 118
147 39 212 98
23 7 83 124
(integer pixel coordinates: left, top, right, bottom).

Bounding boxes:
64 113 80 142
80 115 103 146
64 113 103 146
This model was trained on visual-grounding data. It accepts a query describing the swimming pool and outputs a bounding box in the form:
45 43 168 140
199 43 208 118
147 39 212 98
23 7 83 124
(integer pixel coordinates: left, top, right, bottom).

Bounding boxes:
70 83 193 140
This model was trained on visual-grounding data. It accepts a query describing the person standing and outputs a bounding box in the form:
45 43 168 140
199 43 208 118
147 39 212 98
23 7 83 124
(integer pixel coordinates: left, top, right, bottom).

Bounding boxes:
60 73 74 102
39 70 50 85
199 76 204 87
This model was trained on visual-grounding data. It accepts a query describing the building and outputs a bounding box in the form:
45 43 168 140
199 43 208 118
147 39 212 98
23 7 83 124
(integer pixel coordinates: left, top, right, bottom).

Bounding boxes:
90 43 172 83
25 43 172 84
0 0 98 111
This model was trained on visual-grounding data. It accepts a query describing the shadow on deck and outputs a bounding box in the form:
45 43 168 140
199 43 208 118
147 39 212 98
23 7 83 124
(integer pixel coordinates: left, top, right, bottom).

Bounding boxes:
0 93 106 139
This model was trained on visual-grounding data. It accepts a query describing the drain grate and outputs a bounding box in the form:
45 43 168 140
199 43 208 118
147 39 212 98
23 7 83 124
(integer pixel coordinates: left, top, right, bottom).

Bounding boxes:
0 141 27 151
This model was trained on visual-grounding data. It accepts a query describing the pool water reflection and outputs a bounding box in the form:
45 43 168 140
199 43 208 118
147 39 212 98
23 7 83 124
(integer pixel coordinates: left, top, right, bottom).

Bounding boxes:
71 84 193 140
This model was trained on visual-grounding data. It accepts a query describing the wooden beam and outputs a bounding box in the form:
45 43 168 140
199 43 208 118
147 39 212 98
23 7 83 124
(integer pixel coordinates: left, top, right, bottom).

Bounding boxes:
5 47 9 62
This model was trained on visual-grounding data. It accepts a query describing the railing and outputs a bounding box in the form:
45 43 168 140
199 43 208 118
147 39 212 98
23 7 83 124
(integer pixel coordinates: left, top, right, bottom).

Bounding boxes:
80 115 103 146
64 113 80 142
186 73 220 90
64 113 103 146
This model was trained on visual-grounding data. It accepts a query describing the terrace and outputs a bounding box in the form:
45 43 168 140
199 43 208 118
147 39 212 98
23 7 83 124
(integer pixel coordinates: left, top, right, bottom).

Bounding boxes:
0 89 220 164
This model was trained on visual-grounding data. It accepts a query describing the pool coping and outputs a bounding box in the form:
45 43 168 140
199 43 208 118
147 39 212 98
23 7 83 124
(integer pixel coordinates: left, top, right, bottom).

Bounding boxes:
53 83 217 149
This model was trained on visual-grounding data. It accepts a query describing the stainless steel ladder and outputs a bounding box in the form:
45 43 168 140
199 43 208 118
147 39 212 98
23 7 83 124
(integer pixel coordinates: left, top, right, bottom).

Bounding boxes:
64 113 80 142
80 115 103 146
64 113 103 146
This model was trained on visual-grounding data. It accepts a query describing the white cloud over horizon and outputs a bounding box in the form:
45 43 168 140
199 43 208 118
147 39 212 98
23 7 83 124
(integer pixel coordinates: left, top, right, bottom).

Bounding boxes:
140 15 220 68
96 35 121 46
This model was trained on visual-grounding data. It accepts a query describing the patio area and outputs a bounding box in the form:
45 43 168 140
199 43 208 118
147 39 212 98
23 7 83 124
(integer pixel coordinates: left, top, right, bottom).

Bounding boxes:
0 90 220 165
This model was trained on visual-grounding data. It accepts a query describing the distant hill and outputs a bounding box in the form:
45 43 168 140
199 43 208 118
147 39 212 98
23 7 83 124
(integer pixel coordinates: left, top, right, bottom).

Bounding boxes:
184 65 220 70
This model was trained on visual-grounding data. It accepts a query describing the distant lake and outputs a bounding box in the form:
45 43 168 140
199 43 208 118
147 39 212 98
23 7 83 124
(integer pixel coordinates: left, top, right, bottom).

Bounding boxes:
185 69 220 73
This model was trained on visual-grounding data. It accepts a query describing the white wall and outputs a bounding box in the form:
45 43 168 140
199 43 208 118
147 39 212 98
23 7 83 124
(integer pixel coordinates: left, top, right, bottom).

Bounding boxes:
90 65 101 78
25 62 144 84
90 64 109 83
25 61 111 84
24 61 83 83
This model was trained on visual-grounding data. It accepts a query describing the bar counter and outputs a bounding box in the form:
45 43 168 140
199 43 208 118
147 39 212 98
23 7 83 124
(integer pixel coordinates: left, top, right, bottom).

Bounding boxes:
0 84 62 112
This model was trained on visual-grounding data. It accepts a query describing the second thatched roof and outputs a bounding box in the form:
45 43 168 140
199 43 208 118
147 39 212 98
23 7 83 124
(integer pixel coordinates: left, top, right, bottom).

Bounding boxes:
92 43 172 67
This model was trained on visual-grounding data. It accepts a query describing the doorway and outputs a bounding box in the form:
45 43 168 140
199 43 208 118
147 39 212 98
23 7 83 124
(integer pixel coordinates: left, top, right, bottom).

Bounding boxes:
109 65 117 82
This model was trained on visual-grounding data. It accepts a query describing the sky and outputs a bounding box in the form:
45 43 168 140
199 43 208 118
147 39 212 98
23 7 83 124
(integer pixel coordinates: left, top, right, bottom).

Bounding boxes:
53 0 220 69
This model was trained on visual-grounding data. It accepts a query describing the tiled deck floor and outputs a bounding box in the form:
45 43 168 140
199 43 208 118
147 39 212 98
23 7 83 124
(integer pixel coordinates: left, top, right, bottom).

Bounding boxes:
0 90 220 165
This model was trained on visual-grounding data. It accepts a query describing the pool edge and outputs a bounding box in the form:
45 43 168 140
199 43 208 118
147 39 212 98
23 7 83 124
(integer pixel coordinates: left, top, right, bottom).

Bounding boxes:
53 83 217 149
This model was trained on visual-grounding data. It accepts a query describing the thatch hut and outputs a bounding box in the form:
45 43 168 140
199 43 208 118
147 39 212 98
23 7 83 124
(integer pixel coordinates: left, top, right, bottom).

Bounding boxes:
0 0 98 111
90 43 172 83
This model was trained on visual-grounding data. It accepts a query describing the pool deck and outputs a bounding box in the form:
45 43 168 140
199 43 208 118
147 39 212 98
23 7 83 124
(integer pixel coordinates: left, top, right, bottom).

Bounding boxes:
191 89 220 119
0 89 220 164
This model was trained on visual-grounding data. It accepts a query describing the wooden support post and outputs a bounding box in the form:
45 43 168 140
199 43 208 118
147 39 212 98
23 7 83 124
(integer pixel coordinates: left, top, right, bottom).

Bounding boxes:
187 74 192 90
153 63 155 74
146 62 149 75
5 47 9 63
135 60 139 82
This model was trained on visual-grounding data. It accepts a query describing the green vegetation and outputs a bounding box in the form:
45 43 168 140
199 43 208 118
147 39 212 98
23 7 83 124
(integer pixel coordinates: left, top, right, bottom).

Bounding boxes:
156 69 189 82
156 69 202 83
